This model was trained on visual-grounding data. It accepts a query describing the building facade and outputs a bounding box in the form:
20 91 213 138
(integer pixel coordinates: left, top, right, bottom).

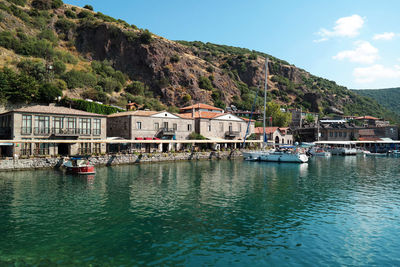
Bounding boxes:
0 105 107 157
254 127 294 145
178 103 253 141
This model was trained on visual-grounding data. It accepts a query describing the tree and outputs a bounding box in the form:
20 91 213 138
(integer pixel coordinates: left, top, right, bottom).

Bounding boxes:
126 81 146 95
38 83 62 102
83 4 93 11
265 101 292 127
305 114 314 124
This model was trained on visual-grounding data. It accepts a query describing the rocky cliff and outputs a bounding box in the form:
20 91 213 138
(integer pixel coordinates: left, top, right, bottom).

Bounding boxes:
0 0 397 122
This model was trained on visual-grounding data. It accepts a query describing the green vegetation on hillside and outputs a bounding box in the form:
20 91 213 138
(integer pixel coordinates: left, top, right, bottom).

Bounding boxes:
353 88 400 117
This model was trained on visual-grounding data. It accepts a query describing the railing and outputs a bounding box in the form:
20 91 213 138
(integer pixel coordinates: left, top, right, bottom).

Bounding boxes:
78 148 92 154
20 149 31 156
34 127 50 135
225 130 240 137
21 127 31 135
78 129 91 135
34 148 50 155
159 128 176 136
93 129 101 136
52 128 80 135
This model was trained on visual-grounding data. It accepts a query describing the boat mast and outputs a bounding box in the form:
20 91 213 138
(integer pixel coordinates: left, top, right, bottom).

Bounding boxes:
263 57 268 144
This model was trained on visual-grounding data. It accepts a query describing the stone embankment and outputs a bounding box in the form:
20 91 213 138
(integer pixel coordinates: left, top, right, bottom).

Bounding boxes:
0 151 243 172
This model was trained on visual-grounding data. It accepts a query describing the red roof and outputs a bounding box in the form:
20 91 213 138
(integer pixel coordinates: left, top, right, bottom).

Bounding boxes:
242 117 255 122
177 111 223 119
254 127 279 134
180 103 223 112
355 116 379 120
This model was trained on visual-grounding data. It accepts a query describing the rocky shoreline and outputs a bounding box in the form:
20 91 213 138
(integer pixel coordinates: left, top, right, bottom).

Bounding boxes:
0 151 243 172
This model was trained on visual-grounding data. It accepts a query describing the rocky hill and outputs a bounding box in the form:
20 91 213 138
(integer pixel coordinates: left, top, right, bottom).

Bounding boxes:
0 0 398 122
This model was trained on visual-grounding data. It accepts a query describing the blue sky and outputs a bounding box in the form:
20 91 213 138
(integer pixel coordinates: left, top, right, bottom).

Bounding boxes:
65 0 400 89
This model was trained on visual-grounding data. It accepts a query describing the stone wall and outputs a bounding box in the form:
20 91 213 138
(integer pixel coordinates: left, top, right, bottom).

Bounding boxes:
0 151 243 172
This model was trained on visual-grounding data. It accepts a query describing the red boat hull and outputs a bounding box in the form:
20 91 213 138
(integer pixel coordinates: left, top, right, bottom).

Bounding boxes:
67 165 95 175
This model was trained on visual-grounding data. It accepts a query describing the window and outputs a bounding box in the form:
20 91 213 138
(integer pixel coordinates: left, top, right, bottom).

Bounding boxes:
21 141 31 156
93 143 101 154
154 123 159 130
53 117 63 134
339 132 342 137
67 117 76 134
187 124 192 131
238 123 242 132
329 132 333 137
137 121 142 130
343 132 347 137
34 116 49 135
335 132 338 137
80 142 91 154
35 143 50 155
93 119 101 135
219 122 223 132
79 118 91 135
163 122 168 129
22 115 32 134
208 123 211 131
229 123 233 132
173 123 177 130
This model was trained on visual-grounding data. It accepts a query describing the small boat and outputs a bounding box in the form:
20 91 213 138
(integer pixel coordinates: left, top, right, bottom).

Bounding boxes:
63 157 95 175
259 148 309 163
309 147 331 157
365 152 387 157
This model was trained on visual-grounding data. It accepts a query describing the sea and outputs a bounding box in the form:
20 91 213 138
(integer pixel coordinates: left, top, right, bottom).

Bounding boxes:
1 156 400 266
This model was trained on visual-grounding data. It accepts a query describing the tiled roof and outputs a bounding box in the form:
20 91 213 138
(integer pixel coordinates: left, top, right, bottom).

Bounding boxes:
12 105 105 117
108 110 161 118
180 103 223 111
355 116 379 120
176 111 222 119
254 127 279 134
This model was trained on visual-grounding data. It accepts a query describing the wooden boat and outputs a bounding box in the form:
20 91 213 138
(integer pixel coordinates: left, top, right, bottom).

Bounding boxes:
63 157 95 175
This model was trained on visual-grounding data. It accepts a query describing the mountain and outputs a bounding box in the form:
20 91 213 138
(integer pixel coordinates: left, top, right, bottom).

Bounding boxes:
352 88 400 117
0 0 398 123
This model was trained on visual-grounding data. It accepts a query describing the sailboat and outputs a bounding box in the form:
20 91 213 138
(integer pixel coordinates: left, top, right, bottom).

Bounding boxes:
242 57 308 163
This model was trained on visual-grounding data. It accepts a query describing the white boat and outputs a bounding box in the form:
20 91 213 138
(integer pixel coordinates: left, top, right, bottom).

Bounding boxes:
259 150 309 163
365 152 387 157
242 151 263 161
309 147 331 157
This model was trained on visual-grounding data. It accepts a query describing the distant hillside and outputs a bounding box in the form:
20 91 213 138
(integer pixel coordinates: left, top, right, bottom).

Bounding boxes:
353 88 400 117
0 0 398 123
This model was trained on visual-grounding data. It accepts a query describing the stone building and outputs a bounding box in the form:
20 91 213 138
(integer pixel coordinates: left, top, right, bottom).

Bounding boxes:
178 103 253 141
0 105 107 157
107 110 194 152
254 127 294 145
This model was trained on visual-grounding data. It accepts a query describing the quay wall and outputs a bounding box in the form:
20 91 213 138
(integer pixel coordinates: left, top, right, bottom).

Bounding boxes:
0 151 243 172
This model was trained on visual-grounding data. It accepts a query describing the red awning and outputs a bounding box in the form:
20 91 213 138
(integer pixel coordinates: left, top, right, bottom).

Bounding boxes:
135 137 144 140
153 137 160 140
144 137 152 140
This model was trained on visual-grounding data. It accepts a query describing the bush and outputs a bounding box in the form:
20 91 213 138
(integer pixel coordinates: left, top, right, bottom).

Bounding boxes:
9 4 30 22
54 50 78 64
83 4 93 11
95 12 117 23
52 60 66 75
31 0 52 10
17 59 47 81
126 81 146 95
64 9 77 19
78 10 93 19
55 18 76 35
170 54 180 63
99 77 122 93
37 29 58 45
198 76 213 91
60 98 124 115
52 0 63 9
189 132 206 140
139 29 152 44
6 0 26 6
62 70 97 89
182 94 191 102
38 83 62 102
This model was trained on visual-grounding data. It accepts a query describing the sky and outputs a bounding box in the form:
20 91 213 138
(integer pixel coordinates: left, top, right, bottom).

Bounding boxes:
64 0 400 90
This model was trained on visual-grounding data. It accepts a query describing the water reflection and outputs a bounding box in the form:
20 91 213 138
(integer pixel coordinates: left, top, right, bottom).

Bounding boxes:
0 157 400 265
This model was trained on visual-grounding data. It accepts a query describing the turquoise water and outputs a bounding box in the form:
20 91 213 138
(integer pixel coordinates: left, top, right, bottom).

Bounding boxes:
1 156 400 266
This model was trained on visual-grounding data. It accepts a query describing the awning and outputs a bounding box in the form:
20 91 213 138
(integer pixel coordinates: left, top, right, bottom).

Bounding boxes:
135 137 144 140
0 143 13 146
153 137 160 140
144 137 152 140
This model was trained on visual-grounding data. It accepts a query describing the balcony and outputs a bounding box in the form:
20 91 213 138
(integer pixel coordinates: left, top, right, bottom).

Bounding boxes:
0 127 11 138
225 130 240 138
34 127 50 136
52 128 80 137
158 128 176 136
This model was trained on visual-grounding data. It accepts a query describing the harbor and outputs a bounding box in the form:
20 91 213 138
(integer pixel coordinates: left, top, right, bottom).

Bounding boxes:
1 157 400 266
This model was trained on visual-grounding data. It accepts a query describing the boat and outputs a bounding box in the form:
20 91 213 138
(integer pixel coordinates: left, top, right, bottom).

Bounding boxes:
309 147 331 157
242 57 308 163
63 157 95 175
259 149 309 163
364 152 387 157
